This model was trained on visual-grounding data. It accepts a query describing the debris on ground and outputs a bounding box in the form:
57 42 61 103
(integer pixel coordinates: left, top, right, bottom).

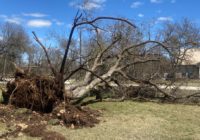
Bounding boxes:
53 103 100 128
0 102 101 139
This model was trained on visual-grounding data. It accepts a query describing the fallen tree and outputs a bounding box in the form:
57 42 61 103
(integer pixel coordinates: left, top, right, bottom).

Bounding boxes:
2 11 200 118
1 11 140 127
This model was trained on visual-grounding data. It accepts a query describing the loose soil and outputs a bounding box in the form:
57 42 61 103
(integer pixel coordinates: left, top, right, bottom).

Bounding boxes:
0 103 100 139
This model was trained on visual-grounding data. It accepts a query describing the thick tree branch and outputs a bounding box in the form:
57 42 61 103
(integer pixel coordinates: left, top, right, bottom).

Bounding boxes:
59 25 76 74
81 67 112 88
84 37 121 83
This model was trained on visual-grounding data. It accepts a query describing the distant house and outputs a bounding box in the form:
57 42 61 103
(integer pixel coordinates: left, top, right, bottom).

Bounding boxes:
178 48 200 79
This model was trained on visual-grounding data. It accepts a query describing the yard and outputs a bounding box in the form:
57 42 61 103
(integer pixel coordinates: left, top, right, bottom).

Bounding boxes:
0 1 200 139
1 101 200 140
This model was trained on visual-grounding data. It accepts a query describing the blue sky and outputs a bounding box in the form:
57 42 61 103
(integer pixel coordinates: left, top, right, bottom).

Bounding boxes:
0 0 200 40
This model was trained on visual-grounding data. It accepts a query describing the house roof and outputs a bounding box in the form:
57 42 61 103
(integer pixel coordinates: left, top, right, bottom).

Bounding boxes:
181 48 200 65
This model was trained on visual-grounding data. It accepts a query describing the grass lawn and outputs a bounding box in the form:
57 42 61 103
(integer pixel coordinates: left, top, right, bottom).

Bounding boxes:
1 84 200 139
45 101 200 140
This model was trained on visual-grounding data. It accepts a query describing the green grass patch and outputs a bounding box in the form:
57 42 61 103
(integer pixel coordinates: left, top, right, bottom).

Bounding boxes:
0 89 4 103
0 84 6 103
46 101 200 140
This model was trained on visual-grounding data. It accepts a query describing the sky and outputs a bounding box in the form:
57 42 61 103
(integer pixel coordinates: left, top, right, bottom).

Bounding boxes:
0 0 200 41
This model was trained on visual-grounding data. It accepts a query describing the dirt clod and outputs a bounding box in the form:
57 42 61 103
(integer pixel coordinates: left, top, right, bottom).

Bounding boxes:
0 104 66 139
53 103 100 128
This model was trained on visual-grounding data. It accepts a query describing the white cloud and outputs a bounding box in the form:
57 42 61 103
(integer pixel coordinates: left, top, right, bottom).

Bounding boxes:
27 19 52 27
131 1 143 8
69 0 106 10
22 13 48 18
157 16 173 22
55 21 64 26
138 13 144 17
5 17 22 24
0 15 22 24
0 36 3 41
150 0 162 3
0 14 64 27
82 2 101 10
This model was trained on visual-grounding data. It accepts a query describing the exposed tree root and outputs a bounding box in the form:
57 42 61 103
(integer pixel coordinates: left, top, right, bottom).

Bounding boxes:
3 75 62 113
1 69 100 128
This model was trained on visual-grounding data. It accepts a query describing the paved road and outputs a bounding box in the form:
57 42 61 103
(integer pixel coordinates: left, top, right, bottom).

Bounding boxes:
1 81 200 91
0 81 6 85
111 83 200 91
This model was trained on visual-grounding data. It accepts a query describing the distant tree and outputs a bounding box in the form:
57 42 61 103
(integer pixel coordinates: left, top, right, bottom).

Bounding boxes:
157 19 200 80
0 22 30 60
159 19 200 64
0 22 30 78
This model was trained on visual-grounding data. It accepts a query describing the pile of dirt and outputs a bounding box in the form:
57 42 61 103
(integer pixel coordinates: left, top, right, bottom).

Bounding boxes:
0 104 65 139
23 124 66 140
0 103 100 139
53 103 101 128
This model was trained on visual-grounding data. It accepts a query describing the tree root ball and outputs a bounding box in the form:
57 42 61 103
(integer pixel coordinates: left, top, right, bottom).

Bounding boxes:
2 68 100 128
3 75 63 113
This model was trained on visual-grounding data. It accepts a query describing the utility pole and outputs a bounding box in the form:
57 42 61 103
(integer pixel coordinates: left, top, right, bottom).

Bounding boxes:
79 29 82 66
2 52 7 80
78 28 83 79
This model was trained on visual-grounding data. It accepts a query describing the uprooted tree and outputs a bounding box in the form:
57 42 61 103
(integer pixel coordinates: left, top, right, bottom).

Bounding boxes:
3 11 200 120
2 12 138 112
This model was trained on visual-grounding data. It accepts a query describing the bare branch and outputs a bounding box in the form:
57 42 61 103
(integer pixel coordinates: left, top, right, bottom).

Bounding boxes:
185 92 200 98
77 17 136 28
120 59 159 70
32 31 57 76
64 65 84 81
122 40 171 55
117 70 176 98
